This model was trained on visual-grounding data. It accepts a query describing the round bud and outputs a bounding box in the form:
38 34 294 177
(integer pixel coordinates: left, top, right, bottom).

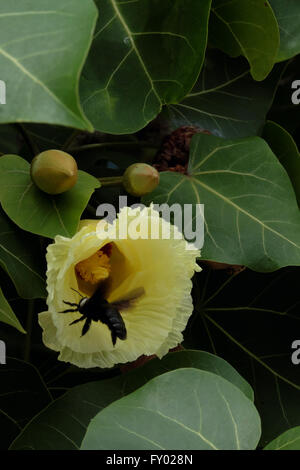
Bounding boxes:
122 163 160 197
30 150 78 195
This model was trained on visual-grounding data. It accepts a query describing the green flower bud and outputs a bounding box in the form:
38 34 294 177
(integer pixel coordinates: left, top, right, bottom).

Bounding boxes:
122 163 160 197
30 150 78 195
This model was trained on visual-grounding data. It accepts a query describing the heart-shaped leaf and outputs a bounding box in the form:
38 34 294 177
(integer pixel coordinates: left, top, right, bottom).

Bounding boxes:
209 0 279 81
0 0 97 130
0 287 25 333
164 50 285 139
269 0 300 61
268 55 300 134
81 369 261 450
263 121 300 206
264 427 300 450
0 155 100 238
80 0 212 134
143 133 300 271
0 209 46 299
10 350 253 450
137 350 254 402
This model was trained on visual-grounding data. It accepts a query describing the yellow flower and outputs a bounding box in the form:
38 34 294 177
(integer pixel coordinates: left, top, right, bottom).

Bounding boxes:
39 206 201 368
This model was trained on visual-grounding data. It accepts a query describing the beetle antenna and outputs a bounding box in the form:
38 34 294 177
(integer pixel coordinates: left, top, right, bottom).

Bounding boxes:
71 287 83 298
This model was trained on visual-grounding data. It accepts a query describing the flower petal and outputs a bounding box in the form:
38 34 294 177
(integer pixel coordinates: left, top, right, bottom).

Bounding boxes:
39 206 201 368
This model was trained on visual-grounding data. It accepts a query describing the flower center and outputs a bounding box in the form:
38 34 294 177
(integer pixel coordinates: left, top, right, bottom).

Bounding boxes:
75 244 113 295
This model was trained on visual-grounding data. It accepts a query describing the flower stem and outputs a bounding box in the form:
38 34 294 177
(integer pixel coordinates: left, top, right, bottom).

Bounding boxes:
69 141 158 154
98 176 123 187
24 299 34 362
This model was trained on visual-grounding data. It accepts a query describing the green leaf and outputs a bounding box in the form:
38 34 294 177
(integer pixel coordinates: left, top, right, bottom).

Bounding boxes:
0 0 97 130
269 0 300 61
143 133 300 271
187 266 300 447
81 369 261 450
209 0 279 81
268 55 300 134
164 50 285 139
0 209 46 299
263 121 300 206
264 427 300 450
0 287 25 333
0 358 52 448
10 350 252 450
0 155 100 239
80 0 212 134
135 350 254 402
